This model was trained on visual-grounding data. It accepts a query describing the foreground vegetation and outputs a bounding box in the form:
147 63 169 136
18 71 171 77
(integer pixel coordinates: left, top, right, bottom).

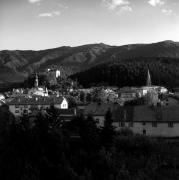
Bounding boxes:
0 108 179 180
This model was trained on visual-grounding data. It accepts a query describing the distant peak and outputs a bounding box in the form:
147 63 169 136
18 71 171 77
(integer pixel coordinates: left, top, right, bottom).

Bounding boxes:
158 40 177 45
162 40 175 43
152 40 179 47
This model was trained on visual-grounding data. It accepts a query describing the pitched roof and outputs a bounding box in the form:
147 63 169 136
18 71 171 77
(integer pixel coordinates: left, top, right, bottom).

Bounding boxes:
83 103 179 123
133 105 179 122
7 96 64 105
59 108 76 116
83 102 115 116
83 102 124 122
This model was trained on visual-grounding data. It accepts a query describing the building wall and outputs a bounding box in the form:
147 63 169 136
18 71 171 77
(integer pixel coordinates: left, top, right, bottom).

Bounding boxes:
9 105 31 116
93 116 105 127
9 105 17 116
56 70 60 78
60 99 68 109
9 100 68 116
114 122 179 137
162 98 179 106
84 112 179 137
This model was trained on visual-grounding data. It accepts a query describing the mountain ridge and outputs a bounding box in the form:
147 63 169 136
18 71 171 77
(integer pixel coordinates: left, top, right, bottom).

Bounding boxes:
0 40 179 83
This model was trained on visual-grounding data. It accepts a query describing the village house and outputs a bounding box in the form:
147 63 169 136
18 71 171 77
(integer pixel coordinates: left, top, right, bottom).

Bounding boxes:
7 96 68 116
160 95 179 106
116 105 179 137
83 102 179 137
118 88 139 102
83 102 123 127
58 108 77 122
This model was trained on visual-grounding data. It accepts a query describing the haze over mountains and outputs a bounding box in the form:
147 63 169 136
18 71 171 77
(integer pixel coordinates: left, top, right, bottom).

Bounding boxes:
0 40 179 83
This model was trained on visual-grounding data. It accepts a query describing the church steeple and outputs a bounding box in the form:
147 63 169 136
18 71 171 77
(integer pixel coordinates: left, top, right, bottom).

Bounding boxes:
35 73 39 88
146 69 152 86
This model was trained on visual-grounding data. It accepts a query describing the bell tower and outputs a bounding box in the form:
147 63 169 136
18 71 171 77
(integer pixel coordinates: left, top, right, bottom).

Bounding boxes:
146 69 152 87
35 73 39 88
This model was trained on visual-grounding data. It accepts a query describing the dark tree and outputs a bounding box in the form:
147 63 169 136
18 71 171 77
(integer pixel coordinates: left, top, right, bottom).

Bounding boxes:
101 109 115 148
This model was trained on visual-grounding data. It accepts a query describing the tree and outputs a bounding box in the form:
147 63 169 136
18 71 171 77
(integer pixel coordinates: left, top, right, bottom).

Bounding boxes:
86 93 92 103
46 105 61 127
80 91 86 103
80 115 100 149
101 109 115 148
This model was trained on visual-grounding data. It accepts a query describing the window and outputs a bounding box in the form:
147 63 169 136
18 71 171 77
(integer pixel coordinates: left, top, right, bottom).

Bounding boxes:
143 129 146 135
168 122 173 128
15 105 19 108
129 122 133 127
24 105 28 108
120 122 125 127
15 110 19 113
123 110 127 120
142 122 146 126
152 122 157 127
23 110 28 114
156 114 162 121
95 118 99 123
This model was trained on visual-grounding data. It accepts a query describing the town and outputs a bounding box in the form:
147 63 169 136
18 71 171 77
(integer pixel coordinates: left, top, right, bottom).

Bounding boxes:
0 67 179 137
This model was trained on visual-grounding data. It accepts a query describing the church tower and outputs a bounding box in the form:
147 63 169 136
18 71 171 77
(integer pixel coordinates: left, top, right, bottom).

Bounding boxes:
146 69 152 87
35 73 39 88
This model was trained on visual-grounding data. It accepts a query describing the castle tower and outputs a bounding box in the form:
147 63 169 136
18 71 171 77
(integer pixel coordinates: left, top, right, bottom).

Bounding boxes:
146 69 152 87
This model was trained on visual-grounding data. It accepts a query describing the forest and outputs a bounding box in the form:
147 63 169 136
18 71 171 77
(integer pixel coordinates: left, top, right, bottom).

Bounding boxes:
71 57 179 90
0 107 179 180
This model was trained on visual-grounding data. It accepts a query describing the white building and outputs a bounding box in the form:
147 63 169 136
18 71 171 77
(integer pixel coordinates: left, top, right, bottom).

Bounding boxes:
29 87 48 97
7 96 68 117
28 74 49 97
47 69 60 78
0 94 5 102
141 86 168 96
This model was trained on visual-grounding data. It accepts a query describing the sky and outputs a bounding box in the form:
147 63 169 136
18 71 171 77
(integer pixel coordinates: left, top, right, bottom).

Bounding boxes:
0 0 179 50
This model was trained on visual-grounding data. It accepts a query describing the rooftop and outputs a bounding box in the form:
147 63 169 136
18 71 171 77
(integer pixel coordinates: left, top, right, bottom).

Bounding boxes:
83 103 179 122
7 96 65 105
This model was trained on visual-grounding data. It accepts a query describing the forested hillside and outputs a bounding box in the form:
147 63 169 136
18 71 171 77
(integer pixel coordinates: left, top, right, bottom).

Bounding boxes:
71 57 179 89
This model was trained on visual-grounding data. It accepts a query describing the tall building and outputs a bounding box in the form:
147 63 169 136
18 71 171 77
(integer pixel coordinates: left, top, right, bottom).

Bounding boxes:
47 68 60 86
35 73 39 88
146 69 152 86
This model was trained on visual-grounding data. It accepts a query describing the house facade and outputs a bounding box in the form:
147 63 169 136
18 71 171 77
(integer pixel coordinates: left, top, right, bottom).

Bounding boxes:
114 105 179 137
160 96 179 106
83 103 179 137
7 96 68 116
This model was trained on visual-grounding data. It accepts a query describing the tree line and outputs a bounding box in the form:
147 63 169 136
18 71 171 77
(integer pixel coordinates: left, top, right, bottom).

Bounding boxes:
71 57 179 90
0 106 179 180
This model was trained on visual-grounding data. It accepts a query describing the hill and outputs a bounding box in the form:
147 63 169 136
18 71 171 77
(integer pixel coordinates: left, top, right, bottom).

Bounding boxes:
0 40 179 84
71 57 179 88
